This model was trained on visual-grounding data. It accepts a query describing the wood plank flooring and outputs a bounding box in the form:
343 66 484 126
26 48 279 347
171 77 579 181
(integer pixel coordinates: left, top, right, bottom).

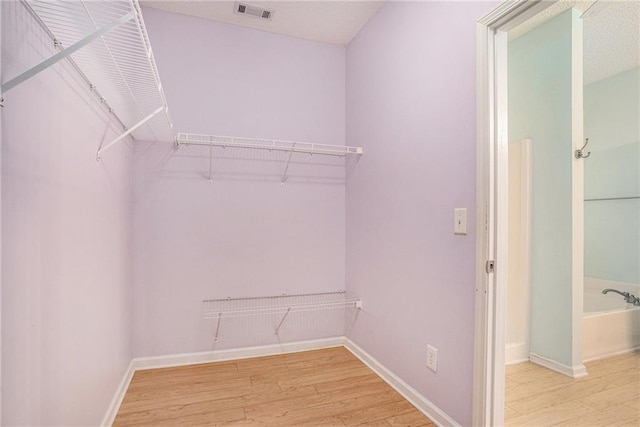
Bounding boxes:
113 346 435 426
505 350 640 426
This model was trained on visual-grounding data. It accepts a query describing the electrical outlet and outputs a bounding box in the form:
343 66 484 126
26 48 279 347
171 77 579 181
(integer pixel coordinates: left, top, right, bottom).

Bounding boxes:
427 345 438 372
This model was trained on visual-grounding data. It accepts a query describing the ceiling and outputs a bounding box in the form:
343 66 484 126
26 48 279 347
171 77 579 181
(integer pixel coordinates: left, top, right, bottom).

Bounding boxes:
140 0 384 46
510 0 640 84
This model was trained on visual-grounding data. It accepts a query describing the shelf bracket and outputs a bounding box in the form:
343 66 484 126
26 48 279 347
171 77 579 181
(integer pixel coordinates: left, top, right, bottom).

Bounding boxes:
208 144 213 184
96 105 164 160
214 312 222 343
0 11 133 96
275 307 292 335
281 143 296 184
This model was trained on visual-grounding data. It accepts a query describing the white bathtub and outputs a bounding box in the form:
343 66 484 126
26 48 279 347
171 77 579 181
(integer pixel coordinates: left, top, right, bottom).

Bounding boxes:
583 277 640 361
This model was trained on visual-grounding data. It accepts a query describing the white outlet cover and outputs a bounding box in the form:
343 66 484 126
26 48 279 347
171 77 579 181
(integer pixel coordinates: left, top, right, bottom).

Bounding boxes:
454 208 467 235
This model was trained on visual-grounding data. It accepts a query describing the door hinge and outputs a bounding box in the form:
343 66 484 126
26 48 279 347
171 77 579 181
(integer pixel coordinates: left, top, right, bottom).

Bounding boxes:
486 260 495 273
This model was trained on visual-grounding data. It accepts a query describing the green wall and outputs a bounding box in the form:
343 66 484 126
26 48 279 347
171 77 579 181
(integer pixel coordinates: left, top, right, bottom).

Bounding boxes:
584 67 640 284
508 9 581 367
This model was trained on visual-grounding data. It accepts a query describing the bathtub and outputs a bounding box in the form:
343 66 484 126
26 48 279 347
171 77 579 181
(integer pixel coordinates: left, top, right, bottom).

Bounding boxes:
583 277 640 361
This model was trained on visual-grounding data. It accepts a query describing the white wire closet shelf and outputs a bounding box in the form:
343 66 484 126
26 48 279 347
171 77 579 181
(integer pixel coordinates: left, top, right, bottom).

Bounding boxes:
2 0 175 159
177 133 364 183
177 133 364 157
203 291 362 342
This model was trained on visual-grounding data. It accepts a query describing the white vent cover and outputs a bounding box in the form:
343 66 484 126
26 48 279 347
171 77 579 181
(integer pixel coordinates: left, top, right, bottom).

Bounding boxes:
235 2 273 20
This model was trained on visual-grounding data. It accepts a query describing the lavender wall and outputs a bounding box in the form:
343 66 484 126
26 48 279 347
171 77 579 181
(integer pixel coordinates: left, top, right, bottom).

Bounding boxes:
140 7 345 142
345 2 497 425
1 2 133 425
133 9 346 357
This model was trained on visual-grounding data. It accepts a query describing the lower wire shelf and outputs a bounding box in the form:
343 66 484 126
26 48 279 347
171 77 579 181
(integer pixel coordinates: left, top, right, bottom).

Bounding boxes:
202 291 362 343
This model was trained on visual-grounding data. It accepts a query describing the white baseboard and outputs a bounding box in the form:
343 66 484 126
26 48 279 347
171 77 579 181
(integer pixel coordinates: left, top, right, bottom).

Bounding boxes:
505 342 529 365
101 360 135 427
131 337 346 371
102 337 458 427
583 346 640 363
529 353 588 378
344 338 459 427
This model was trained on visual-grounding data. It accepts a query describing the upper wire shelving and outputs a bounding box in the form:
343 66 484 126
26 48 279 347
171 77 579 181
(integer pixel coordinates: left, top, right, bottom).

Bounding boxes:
1 0 175 159
176 133 364 183
2 1 366 174
177 133 364 157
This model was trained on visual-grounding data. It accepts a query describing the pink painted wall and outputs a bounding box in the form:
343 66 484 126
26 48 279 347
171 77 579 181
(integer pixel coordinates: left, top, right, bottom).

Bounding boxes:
133 9 346 357
1 2 133 425
345 2 498 425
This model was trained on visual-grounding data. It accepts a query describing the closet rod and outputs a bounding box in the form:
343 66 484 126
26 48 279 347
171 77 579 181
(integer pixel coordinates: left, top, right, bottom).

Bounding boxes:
584 196 640 202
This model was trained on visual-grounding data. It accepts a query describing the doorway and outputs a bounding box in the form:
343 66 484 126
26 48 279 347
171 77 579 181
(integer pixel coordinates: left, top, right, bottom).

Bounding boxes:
475 1 640 425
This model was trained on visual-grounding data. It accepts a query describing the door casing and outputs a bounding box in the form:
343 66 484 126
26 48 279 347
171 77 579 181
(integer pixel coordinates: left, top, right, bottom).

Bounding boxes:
472 1 563 425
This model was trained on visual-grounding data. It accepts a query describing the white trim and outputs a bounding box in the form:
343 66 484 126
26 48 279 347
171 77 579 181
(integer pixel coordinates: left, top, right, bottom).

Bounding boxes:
529 353 588 378
474 2 561 425
0 2 3 422
492 27 509 427
344 339 458 427
505 342 529 366
582 346 640 363
472 19 493 427
101 360 135 427
131 337 345 371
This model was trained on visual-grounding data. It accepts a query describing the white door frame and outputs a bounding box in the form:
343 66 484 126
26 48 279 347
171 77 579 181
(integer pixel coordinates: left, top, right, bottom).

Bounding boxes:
472 1 560 425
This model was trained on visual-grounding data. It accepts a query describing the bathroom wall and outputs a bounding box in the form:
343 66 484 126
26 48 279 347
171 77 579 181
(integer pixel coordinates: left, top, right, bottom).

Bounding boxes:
1 2 133 425
133 8 347 357
508 9 583 369
584 67 640 285
345 1 498 425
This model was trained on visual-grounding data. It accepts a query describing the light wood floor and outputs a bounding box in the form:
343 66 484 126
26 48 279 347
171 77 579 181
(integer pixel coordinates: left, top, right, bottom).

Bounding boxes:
114 346 435 426
505 350 640 426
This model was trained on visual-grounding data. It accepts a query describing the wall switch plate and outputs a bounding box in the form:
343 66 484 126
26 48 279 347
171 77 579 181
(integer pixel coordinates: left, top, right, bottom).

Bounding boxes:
427 345 438 372
454 208 467 235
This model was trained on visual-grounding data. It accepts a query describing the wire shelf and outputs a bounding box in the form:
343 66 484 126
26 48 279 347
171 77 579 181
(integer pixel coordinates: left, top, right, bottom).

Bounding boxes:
177 133 364 157
22 0 174 145
203 295 363 320
202 291 362 343
177 133 364 183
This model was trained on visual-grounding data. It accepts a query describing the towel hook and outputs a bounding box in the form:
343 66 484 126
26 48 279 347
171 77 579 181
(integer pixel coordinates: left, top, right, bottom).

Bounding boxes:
575 138 591 159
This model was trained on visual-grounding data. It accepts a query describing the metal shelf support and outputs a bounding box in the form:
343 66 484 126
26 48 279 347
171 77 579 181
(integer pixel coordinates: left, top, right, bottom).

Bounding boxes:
281 143 296 184
96 105 164 160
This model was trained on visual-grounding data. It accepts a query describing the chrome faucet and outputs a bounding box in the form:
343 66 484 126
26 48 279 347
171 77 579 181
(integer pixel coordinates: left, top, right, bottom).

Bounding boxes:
602 289 640 306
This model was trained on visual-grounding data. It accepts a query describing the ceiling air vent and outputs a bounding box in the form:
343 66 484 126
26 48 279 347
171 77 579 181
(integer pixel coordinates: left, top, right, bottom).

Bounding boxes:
235 3 273 20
